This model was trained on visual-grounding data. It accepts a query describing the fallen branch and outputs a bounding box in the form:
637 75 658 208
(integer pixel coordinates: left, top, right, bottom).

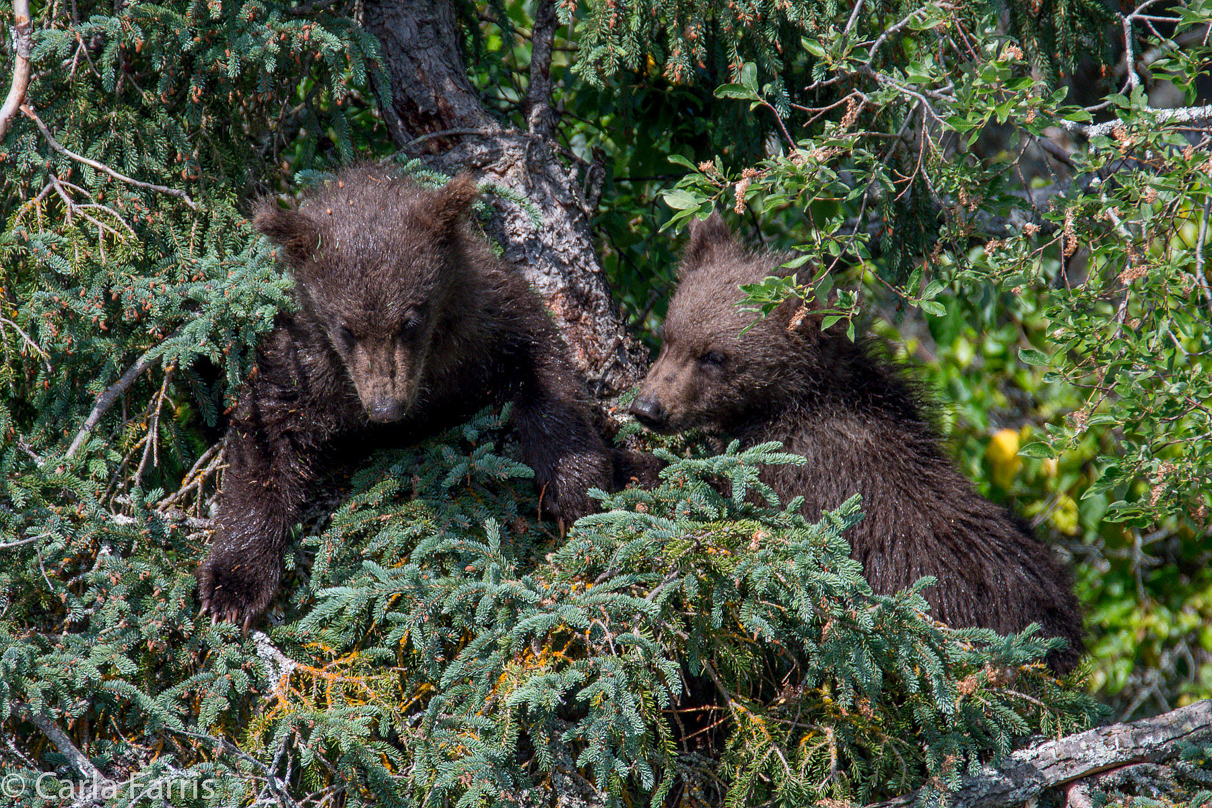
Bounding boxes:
0 0 32 142
21 105 198 210
871 699 1212 808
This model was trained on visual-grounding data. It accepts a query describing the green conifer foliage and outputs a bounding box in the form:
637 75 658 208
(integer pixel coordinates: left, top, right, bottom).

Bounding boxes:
0 0 1117 803
0 393 1098 804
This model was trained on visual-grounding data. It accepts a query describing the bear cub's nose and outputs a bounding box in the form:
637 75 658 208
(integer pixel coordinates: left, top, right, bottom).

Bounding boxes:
366 399 407 423
629 396 667 429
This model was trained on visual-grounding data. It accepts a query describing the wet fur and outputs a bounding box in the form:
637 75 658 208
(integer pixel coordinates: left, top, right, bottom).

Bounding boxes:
631 214 1084 672
199 166 615 629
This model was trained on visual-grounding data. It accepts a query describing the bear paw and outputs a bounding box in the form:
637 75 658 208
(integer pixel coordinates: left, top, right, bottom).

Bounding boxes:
197 551 281 634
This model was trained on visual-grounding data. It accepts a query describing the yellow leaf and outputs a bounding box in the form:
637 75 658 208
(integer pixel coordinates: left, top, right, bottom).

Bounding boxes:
986 428 1022 488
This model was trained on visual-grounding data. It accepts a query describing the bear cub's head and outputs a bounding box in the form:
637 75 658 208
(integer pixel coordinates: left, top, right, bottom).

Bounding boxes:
254 169 480 423
630 212 831 434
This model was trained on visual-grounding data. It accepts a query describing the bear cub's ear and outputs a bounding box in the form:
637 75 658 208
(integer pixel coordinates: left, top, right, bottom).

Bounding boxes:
253 201 321 268
421 173 479 239
680 211 736 275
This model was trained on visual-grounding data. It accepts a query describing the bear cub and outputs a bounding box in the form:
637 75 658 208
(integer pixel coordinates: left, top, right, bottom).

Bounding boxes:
630 213 1084 672
199 166 614 630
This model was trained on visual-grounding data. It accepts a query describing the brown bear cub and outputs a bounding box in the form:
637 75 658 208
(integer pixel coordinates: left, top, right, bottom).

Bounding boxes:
199 166 615 630
630 213 1084 672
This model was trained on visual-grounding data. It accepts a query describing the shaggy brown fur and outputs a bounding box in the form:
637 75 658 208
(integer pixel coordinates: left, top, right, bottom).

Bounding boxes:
199 166 615 629
630 213 1084 672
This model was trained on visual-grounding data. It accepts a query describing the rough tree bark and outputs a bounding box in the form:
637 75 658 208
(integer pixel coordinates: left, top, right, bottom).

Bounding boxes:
871 699 1212 808
361 0 647 398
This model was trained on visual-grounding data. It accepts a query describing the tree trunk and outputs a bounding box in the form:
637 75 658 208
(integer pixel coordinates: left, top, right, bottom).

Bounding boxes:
361 0 647 398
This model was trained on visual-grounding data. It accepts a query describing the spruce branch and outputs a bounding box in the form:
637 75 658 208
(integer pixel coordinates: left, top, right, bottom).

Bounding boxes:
0 0 31 142
21 105 198 210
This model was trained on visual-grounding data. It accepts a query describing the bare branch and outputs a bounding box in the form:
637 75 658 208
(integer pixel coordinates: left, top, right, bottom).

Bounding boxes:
842 0 866 39
1058 104 1212 138
65 347 163 459
155 442 224 514
870 700 1212 808
866 5 952 60
404 127 498 149
1195 196 1212 310
21 105 198 210
526 0 558 138
0 0 32 142
252 629 299 687
1121 14 1141 92
11 701 114 787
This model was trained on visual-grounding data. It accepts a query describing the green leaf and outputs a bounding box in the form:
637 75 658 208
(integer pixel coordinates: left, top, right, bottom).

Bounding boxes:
802 39 827 59
1019 348 1050 366
1018 442 1055 459
740 62 759 93
921 279 946 300
715 84 756 100
662 189 702 210
666 153 699 171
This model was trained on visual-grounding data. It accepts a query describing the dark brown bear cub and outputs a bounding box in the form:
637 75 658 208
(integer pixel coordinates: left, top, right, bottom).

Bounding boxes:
630 213 1084 672
199 166 614 630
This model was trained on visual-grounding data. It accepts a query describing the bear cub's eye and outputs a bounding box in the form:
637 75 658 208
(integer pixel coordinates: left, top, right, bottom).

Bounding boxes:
700 350 726 367
336 325 356 349
399 312 425 338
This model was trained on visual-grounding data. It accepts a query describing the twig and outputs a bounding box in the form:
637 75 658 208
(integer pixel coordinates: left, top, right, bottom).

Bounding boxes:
171 726 301 808
65 347 163 459
0 0 32 142
156 442 224 514
0 315 52 371
135 364 174 481
403 127 499 149
867 6 946 60
21 105 198 210
49 176 138 238
1031 135 1077 171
